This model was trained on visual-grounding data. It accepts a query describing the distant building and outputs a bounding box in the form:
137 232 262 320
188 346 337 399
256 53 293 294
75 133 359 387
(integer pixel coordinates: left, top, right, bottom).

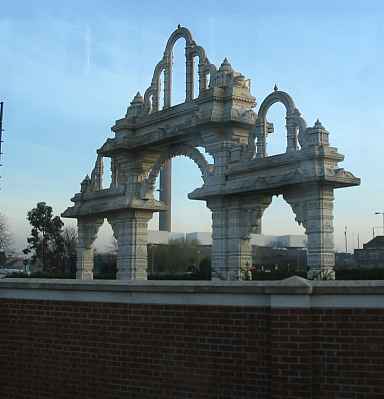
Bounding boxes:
354 236 384 268
148 231 185 245
148 231 307 249
186 232 212 246
335 252 356 270
252 246 307 272
148 231 308 273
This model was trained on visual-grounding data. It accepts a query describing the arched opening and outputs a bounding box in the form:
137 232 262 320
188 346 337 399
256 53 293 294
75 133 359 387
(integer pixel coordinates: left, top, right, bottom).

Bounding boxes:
193 56 199 99
93 221 117 278
206 71 211 90
170 38 187 106
147 154 212 278
158 70 164 110
103 157 112 188
254 195 306 274
262 102 287 156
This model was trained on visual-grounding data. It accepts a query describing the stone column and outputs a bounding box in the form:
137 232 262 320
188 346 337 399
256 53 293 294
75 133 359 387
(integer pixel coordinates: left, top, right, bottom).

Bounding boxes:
284 184 335 280
163 54 172 109
208 198 229 280
255 120 266 158
286 115 298 152
305 185 335 279
108 210 152 280
205 140 233 181
198 62 207 95
76 217 104 280
185 46 194 102
208 195 271 280
226 206 254 280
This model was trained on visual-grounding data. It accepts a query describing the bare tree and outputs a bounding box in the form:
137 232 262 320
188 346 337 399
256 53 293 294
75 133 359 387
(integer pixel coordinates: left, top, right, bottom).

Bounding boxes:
62 226 78 274
0 213 13 254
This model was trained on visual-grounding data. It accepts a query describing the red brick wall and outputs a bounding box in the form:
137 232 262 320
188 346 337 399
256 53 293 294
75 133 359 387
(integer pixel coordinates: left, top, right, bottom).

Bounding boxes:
311 309 384 399
0 300 383 398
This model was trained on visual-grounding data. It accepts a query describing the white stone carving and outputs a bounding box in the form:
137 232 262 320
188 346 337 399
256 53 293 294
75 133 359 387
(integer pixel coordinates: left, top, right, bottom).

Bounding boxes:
62 26 360 281
76 217 104 280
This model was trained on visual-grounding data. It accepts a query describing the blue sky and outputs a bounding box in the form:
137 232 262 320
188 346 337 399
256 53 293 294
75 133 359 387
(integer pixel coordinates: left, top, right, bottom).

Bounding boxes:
0 0 383 252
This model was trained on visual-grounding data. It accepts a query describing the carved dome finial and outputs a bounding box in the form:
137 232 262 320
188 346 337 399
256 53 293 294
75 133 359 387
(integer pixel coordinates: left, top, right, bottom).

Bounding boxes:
219 57 232 72
126 92 145 118
177 24 181 29
274 83 278 92
133 92 144 103
80 174 91 193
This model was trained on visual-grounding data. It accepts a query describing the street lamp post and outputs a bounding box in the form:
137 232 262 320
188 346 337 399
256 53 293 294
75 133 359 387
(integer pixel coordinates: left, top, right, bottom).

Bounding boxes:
374 212 384 235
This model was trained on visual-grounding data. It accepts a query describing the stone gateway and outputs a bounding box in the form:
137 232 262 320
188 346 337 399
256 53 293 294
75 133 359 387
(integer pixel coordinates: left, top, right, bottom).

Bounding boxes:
62 26 360 280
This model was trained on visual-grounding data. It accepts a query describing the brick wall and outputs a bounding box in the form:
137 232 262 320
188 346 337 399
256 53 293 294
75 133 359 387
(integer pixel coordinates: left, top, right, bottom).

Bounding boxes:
0 280 384 398
1 300 384 398
0 300 272 399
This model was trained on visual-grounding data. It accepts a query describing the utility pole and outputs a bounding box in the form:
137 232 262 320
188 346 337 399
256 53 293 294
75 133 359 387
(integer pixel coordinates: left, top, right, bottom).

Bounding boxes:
0 101 4 185
374 212 384 235
344 226 348 253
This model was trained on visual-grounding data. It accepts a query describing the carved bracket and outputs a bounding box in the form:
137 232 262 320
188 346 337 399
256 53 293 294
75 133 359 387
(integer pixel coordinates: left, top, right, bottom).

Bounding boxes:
78 218 104 248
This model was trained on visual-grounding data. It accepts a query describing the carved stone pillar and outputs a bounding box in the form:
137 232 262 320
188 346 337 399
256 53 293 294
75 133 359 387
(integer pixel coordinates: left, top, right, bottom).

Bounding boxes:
209 198 228 280
208 195 271 280
110 157 119 188
185 46 194 102
255 121 266 158
108 210 152 280
76 217 104 280
284 184 335 280
163 54 172 109
286 115 298 152
226 206 252 279
198 62 207 95
205 141 233 179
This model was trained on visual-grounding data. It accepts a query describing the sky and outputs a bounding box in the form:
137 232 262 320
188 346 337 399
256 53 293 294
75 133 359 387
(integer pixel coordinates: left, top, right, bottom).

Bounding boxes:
1 0 383 253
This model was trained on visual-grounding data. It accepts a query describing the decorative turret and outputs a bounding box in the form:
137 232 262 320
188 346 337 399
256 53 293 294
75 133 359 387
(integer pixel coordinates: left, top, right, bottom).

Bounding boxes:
80 175 91 193
210 58 250 90
126 92 145 119
219 57 232 73
90 154 104 191
306 119 330 146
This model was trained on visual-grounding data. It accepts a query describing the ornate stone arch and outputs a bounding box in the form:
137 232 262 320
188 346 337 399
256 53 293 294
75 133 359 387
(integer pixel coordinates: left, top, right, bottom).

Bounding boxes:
141 145 212 199
143 25 216 113
253 89 307 158
144 60 165 113
164 26 194 52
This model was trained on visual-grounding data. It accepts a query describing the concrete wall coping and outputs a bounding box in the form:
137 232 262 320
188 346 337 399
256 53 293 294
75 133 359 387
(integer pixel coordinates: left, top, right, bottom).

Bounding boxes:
1 276 384 308
1 276 384 294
